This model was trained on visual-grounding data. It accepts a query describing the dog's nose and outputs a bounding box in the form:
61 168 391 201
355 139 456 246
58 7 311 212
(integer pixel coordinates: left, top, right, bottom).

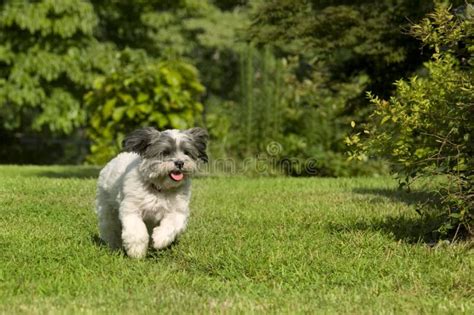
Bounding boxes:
174 160 184 169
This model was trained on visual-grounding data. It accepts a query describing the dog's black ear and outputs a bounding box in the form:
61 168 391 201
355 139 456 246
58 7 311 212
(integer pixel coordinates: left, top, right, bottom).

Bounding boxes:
122 127 160 155
185 127 209 163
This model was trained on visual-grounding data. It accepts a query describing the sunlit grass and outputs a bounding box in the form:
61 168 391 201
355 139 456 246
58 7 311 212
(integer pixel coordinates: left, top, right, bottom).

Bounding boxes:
0 165 472 314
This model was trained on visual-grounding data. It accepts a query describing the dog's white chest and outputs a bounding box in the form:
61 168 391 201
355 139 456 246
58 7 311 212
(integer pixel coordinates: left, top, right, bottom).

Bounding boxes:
140 194 169 224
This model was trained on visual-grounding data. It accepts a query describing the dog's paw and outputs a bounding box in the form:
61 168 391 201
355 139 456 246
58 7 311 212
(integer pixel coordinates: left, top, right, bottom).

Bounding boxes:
123 238 148 258
152 228 175 250
125 244 148 259
122 236 148 258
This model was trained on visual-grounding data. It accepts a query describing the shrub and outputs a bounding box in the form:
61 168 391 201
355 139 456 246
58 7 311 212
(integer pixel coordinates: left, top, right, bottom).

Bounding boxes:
347 3 473 238
84 53 205 164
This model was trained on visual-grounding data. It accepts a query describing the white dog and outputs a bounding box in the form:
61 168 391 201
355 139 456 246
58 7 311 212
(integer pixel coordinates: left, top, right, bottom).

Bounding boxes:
95 127 208 258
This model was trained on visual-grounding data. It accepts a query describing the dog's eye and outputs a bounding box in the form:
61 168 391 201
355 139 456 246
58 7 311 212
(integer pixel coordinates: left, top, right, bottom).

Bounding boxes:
183 150 191 156
161 150 170 157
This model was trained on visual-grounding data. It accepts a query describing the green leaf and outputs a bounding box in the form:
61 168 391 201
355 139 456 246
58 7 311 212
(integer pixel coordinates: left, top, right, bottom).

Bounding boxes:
381 115 390 125
137 93 149 103
126 107 136 119
102 98 117 118
118 93 133 104
150 112 168 127
91 115 101 130
168 113 187 129
136 104 152 114
112 107 127 122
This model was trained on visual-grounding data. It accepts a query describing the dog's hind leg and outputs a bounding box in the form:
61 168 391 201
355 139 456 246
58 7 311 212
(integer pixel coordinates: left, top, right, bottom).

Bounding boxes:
97 205 122 250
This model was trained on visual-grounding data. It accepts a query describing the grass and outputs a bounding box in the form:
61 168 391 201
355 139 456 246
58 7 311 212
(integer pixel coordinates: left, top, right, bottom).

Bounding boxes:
0 165 472 314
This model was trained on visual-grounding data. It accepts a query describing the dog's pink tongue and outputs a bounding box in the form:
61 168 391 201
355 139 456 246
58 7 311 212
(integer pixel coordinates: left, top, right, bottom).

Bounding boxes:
170 171 184 181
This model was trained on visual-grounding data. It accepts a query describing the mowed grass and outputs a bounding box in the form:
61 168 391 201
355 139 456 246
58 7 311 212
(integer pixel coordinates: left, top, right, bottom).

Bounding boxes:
0 166 472 314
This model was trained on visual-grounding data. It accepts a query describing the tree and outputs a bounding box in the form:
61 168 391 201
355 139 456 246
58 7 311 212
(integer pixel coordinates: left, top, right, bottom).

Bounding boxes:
0 0 244 164
228 46 375 176
0 0 117 134
92 0 248 100
247 0 440 99
240 0 468 176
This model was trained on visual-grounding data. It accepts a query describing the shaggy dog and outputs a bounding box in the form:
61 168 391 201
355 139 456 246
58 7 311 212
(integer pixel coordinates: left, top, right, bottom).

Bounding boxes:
95 127 208 258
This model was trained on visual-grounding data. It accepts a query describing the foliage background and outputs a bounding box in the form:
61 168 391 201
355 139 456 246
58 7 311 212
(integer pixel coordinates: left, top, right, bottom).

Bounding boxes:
0 0 461 169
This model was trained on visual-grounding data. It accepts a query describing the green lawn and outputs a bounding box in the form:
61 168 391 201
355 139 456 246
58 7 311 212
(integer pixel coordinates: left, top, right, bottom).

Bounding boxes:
0 165 472 314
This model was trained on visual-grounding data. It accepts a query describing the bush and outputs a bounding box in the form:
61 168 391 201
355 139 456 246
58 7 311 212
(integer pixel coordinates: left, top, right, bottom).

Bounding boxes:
84 53 205 164
347 3 473 238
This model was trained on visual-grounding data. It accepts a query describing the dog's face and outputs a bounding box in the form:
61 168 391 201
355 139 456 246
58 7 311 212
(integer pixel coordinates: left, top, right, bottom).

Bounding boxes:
122 127 208 189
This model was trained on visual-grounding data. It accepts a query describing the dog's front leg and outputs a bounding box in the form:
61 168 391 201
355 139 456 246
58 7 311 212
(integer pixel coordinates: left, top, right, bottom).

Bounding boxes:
120 211 149 259
152 212 188 250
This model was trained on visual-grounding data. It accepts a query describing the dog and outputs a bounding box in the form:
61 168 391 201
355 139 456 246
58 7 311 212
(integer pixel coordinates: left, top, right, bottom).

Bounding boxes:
95 127 208 258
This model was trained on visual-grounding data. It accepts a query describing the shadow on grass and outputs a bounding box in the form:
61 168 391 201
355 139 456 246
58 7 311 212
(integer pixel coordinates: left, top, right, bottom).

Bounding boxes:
328 216 443 244
38 166 101 179
90 233 177 258
90 234 127 257
91 234 107 247
354 188 439 207
329 188 443 244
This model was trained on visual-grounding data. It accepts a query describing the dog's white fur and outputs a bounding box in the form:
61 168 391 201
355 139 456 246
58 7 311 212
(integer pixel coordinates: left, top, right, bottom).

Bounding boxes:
96 128 207 258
